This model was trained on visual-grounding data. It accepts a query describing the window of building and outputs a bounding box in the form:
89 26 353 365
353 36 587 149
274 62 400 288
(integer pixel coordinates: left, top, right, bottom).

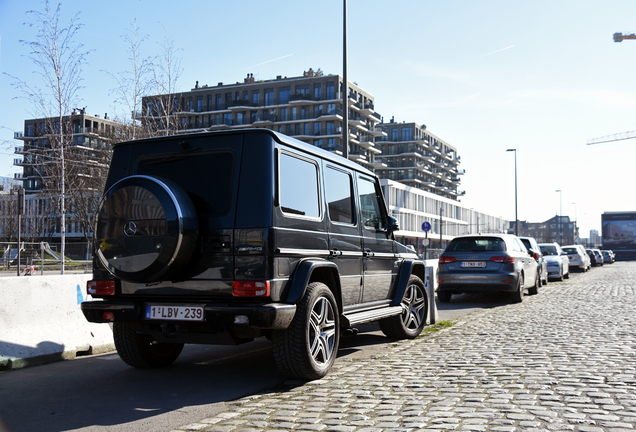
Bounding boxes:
264 88 274 106
314 105 323 118
280 107 288 121
279 87 291 104
325 166 353 224
314 139 323 148
237 112 246 125
327 103 336 115
188 98 193 112
197 97 203 112
296 85 309 96
252 91 260 105
326 121 335 135
301 106 308 120
314 122 322 136
279 153 320 218
314 84 322 100
327 138 336 150
251 110 258 123
216 94 222 110
207 95 212 111
402 127 412 141
304 123 309 135
326 82 335 99
391 128 398 141
223 112 232 125
225 93 232 108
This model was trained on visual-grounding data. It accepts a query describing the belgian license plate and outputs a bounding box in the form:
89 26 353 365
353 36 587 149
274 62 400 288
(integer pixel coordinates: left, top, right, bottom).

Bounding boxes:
460 261 486 268
145 304 205 322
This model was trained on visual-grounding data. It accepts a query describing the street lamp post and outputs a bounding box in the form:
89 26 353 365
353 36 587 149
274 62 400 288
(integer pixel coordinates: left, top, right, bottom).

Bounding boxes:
556 190 562 243
506 149 518 236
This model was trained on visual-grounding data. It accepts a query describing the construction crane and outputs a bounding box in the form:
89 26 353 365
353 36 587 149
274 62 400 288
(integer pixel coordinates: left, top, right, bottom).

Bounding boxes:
587 130 636 145
585 33 636 144
614 32 636 42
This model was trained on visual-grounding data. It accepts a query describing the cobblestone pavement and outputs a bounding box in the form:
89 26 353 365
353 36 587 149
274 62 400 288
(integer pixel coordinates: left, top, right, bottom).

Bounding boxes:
172 262 636 432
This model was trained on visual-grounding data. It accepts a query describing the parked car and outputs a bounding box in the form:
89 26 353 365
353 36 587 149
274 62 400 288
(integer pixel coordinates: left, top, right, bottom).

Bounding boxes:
519 236 548 286
562 244 591 272
587 248 604 266
437 234 540 304
602 250 615 264
539 242 570 281
80 129 432 380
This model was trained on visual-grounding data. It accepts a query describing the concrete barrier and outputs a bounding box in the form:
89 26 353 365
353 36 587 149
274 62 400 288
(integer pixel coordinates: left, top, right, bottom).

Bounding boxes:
0 274 114 371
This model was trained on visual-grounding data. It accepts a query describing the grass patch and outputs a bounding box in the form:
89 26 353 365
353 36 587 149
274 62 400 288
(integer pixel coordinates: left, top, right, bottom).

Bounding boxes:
423 320 456 333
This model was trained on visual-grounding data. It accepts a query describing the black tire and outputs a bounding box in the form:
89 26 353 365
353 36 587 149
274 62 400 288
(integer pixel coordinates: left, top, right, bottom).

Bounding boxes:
564 270 570 279
272 282 340 380
437 290 452 303
113 322 184 368
528 271 539 295
95 175 199 283
558 268 564 281
511 273 524 303
379 275 427 339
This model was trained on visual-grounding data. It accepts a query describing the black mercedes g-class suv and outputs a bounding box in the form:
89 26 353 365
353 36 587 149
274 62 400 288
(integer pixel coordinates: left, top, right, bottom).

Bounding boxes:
81 129 432 379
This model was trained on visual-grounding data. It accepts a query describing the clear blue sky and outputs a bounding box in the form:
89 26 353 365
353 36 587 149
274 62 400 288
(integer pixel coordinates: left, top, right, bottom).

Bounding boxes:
2 0 636 239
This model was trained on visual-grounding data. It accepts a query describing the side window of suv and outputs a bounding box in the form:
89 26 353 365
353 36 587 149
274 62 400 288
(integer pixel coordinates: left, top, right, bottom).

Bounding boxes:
279 152 320 218
324 166 354 224
358 176 382 230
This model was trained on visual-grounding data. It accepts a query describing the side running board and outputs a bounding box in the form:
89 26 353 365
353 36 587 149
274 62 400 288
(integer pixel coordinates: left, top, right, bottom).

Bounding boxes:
341 305 404 327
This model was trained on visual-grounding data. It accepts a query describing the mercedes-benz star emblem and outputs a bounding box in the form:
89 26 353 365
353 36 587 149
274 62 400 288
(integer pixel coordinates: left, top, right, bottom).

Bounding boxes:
123 221 138 237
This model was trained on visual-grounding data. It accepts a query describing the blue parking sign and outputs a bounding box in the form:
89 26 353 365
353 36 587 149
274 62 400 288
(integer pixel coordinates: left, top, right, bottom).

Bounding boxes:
422 221 431 232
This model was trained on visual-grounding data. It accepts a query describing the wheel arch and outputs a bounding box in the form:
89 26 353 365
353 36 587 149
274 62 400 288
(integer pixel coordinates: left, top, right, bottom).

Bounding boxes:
392 260 426 306
284 259 343 313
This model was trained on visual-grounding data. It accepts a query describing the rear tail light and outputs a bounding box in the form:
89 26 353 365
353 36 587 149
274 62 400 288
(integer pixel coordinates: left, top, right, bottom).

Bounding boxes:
87 280 116 296
490 256 515 263
533 252 539 260
439 256 456 264
233 281 270 297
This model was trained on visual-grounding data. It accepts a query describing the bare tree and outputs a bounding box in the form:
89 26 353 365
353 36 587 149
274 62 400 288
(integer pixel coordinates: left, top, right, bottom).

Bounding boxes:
148 33 185 135
105 21 153 140
7 1 91 273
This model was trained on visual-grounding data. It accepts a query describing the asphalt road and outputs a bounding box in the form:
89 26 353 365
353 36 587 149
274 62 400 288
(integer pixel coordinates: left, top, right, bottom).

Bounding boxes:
0 273 583 432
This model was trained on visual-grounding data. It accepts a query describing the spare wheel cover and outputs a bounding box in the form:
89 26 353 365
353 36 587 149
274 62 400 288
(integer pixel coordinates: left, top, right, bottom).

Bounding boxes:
95 175 198 282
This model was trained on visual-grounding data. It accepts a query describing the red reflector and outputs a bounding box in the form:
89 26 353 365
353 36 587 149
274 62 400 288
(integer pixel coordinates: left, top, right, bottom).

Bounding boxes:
102 312 115 321
503 280 513 283
439 256 456 264
233 281 270 297
490 256 515 263
87 280 116 296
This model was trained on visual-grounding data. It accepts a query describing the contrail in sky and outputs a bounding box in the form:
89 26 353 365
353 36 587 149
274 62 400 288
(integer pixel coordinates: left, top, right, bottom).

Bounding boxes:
480 45 515 57
244 54 294 69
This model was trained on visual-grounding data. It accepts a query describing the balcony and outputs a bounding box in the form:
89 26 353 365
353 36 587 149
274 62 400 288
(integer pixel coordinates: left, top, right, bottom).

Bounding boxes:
14 132 24 140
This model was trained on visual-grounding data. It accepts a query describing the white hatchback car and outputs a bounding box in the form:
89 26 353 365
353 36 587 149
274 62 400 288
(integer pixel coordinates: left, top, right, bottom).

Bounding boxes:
562 244 591 272
539 242 570 281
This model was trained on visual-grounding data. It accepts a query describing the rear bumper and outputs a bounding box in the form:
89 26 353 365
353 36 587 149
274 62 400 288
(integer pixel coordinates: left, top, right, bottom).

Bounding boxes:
437 271 518 293
81 300 296 330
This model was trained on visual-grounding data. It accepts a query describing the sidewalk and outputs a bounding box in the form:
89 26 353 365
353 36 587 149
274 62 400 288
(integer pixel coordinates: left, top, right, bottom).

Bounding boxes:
172 261 636 432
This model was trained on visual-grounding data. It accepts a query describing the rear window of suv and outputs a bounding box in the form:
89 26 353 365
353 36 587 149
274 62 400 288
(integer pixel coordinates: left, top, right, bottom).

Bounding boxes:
562 247 578 254
137 151 234 216
446 237 506 252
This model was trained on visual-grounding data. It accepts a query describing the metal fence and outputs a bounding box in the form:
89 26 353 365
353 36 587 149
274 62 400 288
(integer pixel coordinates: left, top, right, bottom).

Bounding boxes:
0 241 91 276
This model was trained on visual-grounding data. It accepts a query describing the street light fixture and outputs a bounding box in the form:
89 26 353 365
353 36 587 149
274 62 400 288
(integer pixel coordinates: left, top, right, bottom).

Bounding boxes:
556 190 562 243
506 149 518 236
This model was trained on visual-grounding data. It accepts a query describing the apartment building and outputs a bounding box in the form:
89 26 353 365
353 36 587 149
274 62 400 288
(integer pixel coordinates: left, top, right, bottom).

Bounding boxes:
508 215 578 245
13 109 122 194
141 72 387 171
376 119 464 201
10 109 124 241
